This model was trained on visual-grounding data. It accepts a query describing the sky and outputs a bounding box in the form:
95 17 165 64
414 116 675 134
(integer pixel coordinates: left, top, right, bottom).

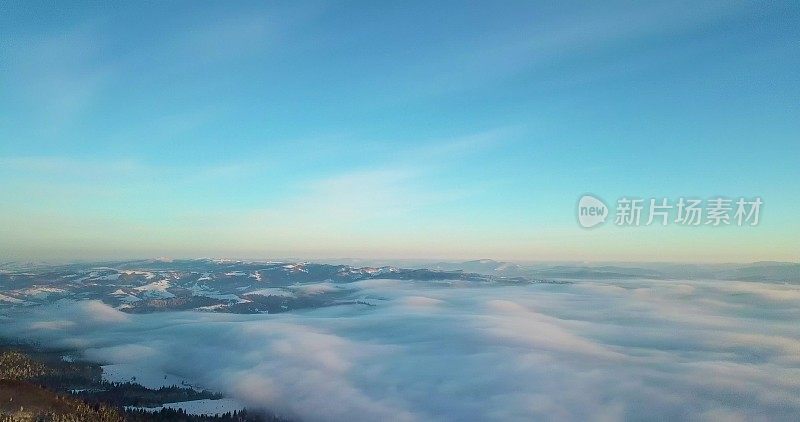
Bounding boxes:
1 0 798 262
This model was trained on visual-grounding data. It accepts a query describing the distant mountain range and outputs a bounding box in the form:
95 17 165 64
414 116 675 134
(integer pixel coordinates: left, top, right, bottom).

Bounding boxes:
1 259 796 315
423 259 799 282
0 259 556 314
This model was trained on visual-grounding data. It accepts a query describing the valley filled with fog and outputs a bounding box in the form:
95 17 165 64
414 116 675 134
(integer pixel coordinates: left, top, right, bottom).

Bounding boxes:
1 261 798 421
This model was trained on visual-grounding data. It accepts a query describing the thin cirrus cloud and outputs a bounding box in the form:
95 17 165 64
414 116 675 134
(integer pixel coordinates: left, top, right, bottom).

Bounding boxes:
361 1 750 98
2 24 113 132
1 4 313 133
183 127 521 249
0 156 143 176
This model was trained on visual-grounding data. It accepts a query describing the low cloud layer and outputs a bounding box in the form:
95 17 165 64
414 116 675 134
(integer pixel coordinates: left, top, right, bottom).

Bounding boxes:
2 278 799 421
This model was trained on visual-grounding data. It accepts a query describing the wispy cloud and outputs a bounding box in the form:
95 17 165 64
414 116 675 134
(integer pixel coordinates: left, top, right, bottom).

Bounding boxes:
368 1 751 98
4 23 113 132
170 13 274 63
0 156 143 176
232 127 517 233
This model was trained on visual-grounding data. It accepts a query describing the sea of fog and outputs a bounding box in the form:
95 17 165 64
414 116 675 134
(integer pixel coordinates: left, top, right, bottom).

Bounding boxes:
2 278 799 421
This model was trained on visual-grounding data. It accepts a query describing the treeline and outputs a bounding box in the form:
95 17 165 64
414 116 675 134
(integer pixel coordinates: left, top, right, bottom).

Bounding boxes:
0 343 289 422
0 351 49 381
123 408 284 422
0 379 123 421
76 383 222 407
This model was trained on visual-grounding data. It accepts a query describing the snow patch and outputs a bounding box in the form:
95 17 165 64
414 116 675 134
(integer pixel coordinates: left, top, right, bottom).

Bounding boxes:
134 280 175 299
0 293 24 304
102 364 199 390
22 287 66 300
288 282 340 295
127 398 245 416
246 288 296 298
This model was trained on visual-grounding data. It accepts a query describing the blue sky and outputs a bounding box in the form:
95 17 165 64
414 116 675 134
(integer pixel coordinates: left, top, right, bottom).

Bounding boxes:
1 0 798 262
